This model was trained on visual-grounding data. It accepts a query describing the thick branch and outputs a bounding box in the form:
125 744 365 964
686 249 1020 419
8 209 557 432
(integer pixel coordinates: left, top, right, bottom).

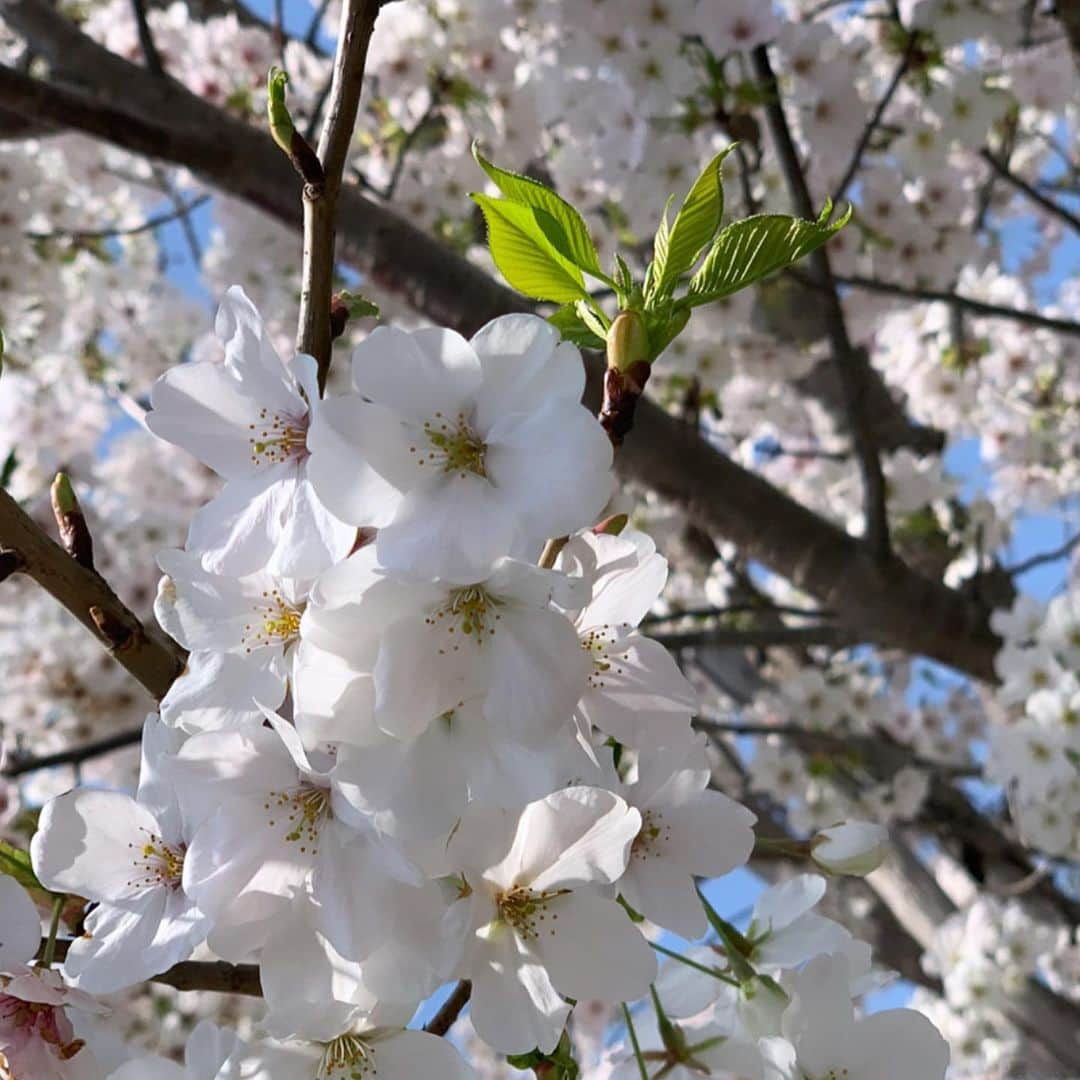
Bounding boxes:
0 487 186 700
0 15 1003 681
752 44 890 560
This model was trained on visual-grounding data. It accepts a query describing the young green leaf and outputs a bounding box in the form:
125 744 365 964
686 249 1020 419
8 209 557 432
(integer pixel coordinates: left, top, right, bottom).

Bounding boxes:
0 840 45 893
686 201 852 305
648 145 738 303
472 194 589 304
547 304 607 350
472 143 608 281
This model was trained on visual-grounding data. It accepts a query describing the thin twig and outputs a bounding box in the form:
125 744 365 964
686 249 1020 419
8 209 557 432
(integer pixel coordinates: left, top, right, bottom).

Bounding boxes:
129 0 165 76
831 29 916 206
652 624 859 650
296 0 384 391
829 272 1080 336
694 717 979 779
25 196 210 243
424 980 472 1035
641 602 834 626
2 724 144 778
152 166 206 264
382 93 442 200
979 148 1080 233
305 0 334 46
1004 530 1080 577
752 44 891 561
40 938 261 995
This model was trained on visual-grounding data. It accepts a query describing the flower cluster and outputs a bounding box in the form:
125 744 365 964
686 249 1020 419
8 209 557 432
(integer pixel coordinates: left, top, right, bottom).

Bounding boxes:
8 290 953 1078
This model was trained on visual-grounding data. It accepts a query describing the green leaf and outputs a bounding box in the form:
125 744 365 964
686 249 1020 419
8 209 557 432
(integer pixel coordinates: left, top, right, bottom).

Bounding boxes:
338 291 380 320
472 194 589 304
547 304 606 350
472 143 608 281
648 146 737 303
687 201 852 305
574 299 609 340
0 840 44 892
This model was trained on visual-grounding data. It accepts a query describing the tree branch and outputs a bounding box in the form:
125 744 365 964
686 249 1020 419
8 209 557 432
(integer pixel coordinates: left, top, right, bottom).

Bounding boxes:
652 624 858 651
831 28 916 206
24 195 210 243
424 979 471 1035
0 486 186 700
752 44 891 561
42 938 261 996
979 148 1080 233
2 724 144 778
296 0 382 390
1004 530 1080 576
830 272 1080 336
0 13 1003 681
130 0 165 77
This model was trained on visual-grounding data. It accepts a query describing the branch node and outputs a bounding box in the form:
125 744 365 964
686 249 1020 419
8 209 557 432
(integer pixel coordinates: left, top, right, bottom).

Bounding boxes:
89 604 137 654
50 472 94 570
0 547 24 582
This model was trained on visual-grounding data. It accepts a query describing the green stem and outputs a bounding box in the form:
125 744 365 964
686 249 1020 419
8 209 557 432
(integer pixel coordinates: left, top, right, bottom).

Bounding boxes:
649 941 740 986
696 887 757 984
42 894 65 967
622 1002 650 1080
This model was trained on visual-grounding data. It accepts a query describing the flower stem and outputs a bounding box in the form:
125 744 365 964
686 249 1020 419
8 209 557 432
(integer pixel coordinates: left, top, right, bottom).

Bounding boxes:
42 893 65 967
650 941 739 986
621 1002 650 1080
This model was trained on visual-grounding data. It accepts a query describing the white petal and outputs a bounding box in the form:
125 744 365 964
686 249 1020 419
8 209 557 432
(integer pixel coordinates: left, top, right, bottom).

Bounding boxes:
486 606 591 741
840 1009 951 1080
371 1030 475 1079
750 874 826 937
260 902 375 1042
472 314 583 431
351 325 481 420
657 790 757 878
267 474 355 580
562 530 668 630
485 399 613 541
470 928 569 1055
216 285 302 415
64 890 210 994
32 789 163 903
186 464 296 577
0 876 41 969
146 359 260 477
578 635 698 750
109 1059 187 1080
306 395 408 526
160 650 287 733
185 1020 240 1078
533 891 656 1003
498 787 639 892
374 614 484 739
619 854 707 939
375 474 518 583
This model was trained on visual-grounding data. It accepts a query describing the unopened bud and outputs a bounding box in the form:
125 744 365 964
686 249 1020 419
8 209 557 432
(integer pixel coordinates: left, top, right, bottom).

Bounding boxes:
810 821 889 877
605 309 651 374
